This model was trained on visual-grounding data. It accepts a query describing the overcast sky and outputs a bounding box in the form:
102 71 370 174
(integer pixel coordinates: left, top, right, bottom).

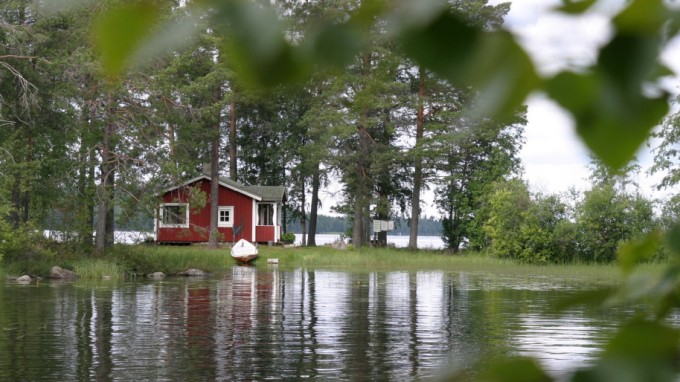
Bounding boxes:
498 0 679 199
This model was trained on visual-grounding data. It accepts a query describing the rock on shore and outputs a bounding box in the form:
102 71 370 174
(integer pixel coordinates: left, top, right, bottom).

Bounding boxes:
49 266 78 280
177 269 206 277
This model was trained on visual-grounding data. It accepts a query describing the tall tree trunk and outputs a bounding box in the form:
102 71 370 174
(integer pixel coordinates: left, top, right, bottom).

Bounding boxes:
95 99 115 253
208 78 225 248
208 92 221 248
376 191 388 247
10 173 21 229
307 161 320 246
77 104 91 246
77 130 94 247
168 123 178 172
408 67 426 250
353 138 371 249
353 51 372 250
9 118 21 229
87 144 96 246
300 178 307 246
22 128 32 224
229 100 237 181
105 169 115 248
282 202 287 234
352 196 364 249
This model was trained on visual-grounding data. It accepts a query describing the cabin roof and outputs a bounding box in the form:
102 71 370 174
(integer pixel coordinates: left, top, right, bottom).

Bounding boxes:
162 175 286 203
243 185 287 203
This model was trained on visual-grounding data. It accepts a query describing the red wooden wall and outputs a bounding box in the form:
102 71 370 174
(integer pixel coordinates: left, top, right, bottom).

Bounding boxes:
157 179 254 243
255 226 276 243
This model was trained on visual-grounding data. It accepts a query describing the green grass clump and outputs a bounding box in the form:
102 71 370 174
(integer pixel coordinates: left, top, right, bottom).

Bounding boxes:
72 258 126 280
3 241 660 283
255 245 627 283
113 244 233 276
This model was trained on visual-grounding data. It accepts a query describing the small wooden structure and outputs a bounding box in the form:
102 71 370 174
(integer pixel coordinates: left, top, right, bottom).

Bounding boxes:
156 175 287 244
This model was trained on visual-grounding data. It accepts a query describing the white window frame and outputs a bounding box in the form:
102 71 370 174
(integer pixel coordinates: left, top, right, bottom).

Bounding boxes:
159 203 189 228
218 206 234 228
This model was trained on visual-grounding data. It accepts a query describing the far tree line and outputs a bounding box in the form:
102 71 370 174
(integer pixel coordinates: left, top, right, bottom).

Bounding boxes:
286 215 444 237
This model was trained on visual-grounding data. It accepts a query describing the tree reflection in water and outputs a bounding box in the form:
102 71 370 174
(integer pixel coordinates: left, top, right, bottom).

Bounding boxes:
0 269 624 380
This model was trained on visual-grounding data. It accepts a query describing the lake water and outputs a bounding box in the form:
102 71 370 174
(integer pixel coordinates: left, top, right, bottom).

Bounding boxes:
43 231 447 249
295 234 445 249
0 267 627 381
43 231 446 249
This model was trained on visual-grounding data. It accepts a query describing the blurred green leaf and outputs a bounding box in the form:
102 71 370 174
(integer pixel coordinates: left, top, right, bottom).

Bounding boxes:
477 357 553 382
92 3 161 78
608 265 680 319
553 288 617 311
614 0 668 34
547 69 668 171
651 265 680 318
557 0 597 14
598 34 660 94
302 23 365 69
572 320 679 382
618 230 662 275
398 10 480 83
215 1 304 87
545 71 597 112
399 11 539 119
464 31 541 119
666 222 680 255
131 12 203 70
351 0 388 27
547 0 671 171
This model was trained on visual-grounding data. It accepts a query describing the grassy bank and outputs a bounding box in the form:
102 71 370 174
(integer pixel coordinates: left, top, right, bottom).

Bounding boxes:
3 243 660 282
256 246 634 282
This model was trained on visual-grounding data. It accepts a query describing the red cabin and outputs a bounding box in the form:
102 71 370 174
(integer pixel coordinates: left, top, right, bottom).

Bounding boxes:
155 175 287 244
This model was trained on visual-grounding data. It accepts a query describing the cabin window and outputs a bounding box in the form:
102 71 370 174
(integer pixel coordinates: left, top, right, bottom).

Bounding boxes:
218 206 234 227
159 203 189 228
258 204 274 226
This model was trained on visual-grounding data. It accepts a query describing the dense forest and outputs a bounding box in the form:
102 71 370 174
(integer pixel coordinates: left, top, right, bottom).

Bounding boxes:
1 0 679 264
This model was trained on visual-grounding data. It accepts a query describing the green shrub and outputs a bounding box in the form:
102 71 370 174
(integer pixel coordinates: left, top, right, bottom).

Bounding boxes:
281 232 295 244
1 224 62 276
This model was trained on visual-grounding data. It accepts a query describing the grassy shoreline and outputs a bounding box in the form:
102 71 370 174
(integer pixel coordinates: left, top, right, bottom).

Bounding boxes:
2 243 659 282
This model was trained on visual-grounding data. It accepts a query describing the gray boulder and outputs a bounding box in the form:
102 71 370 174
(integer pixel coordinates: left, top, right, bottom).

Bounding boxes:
147 272 166 279
177 269 206 277
16 275 31 283
49 266 78 280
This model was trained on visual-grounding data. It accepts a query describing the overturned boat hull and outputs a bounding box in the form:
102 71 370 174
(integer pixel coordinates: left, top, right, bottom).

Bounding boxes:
231 239 258 264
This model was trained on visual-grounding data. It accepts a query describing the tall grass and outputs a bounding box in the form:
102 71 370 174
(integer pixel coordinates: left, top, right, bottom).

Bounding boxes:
114 245 233 276
3 242 660 282
72 258 126 280
256 246 630 283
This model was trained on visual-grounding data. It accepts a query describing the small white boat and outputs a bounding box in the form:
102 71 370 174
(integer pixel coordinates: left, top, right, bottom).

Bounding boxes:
231 239 258 264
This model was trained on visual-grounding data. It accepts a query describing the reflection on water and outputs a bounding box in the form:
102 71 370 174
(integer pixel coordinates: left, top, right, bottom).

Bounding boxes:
0 269 624 381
